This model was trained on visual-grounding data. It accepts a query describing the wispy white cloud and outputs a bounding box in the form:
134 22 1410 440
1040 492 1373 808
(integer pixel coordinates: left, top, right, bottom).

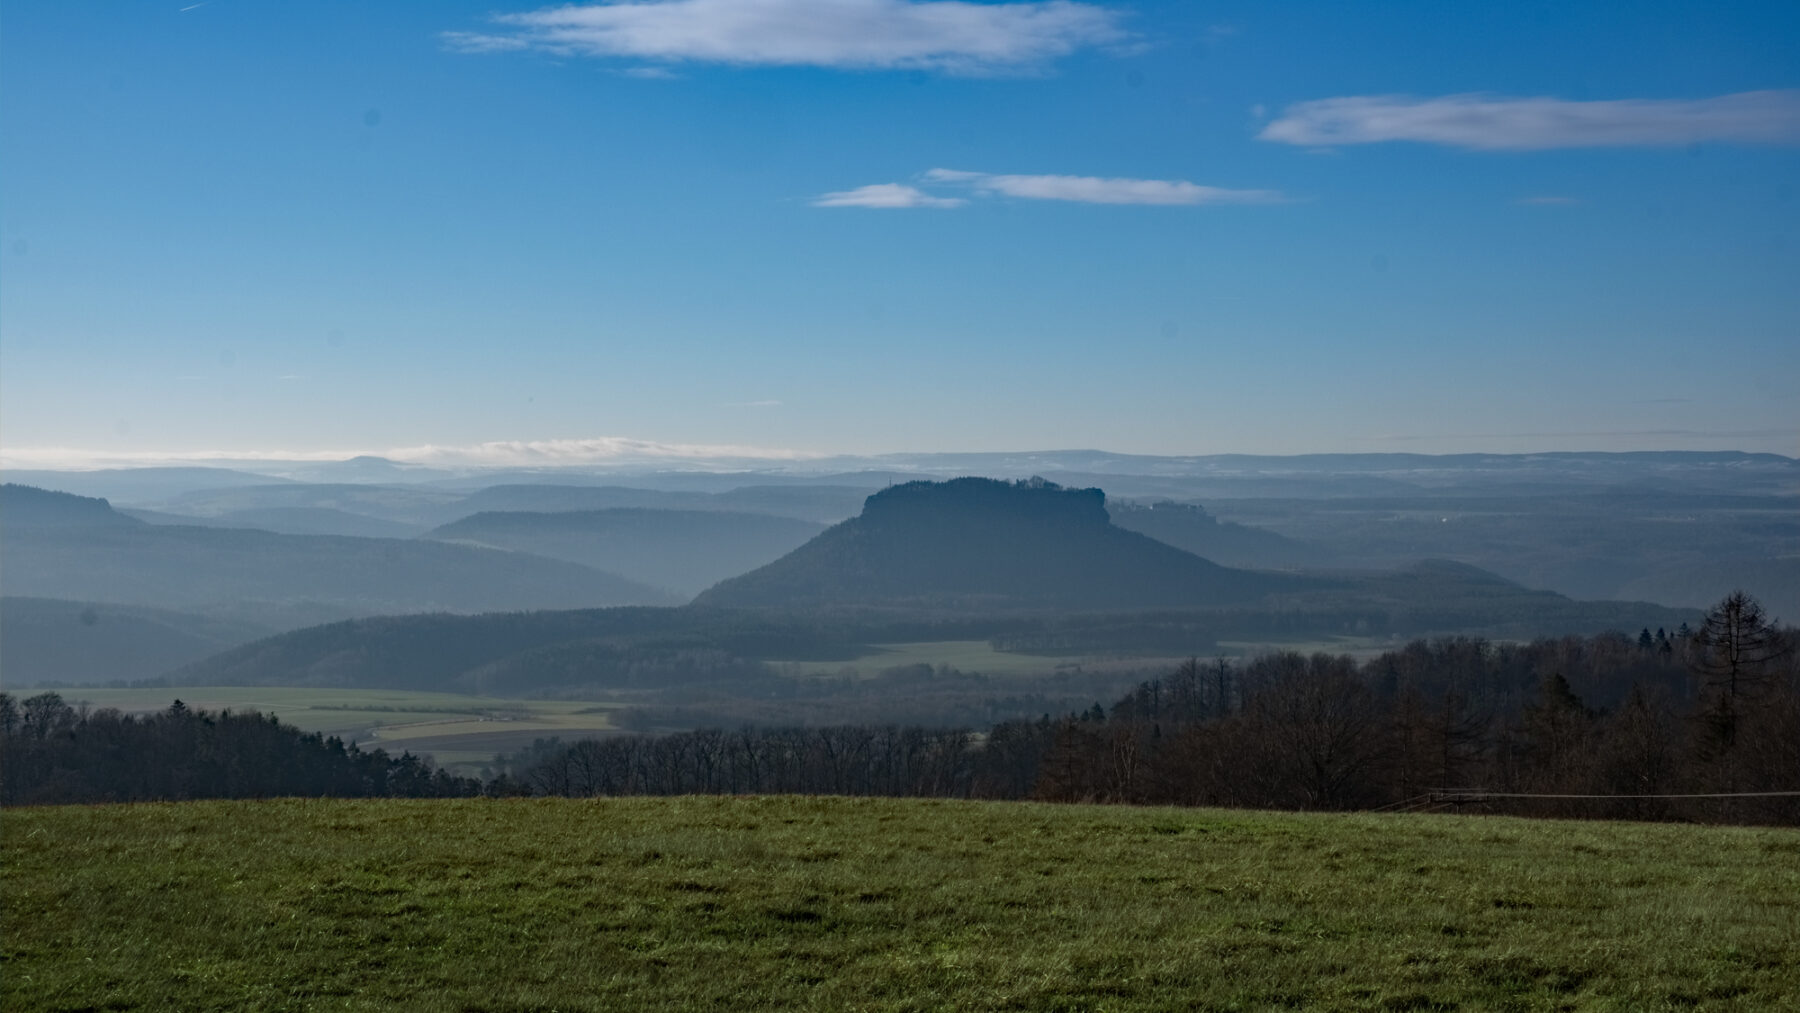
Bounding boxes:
446 0 1126 73
1259 90 1800 150
1355 427 1798 444
444 32 531 53
391 437 816 465
922 168 1286 205
619 65 682 79
813 183 967 208
0 437 820 470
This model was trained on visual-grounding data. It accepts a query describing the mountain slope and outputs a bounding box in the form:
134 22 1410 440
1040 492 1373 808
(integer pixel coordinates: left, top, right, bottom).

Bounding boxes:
695 478 1308 611
425 509 825 597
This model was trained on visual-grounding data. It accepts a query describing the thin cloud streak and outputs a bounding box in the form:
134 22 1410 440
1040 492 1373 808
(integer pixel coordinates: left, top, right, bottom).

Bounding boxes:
813 184 966 208
446 0 1126 73
1259 90 1800 150
1354 427 1798 443
393 438 818 465
924 168 1286 205
816 170 1286 208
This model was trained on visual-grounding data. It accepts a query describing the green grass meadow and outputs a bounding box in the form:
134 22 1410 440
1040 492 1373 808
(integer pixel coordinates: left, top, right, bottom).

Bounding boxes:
5 798 1798 1011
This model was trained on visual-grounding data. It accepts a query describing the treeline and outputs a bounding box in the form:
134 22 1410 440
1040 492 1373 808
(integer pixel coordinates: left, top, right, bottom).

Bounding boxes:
507 599 1797 825
495 722 1048 801
1036 629 1797 824
0 694 480 806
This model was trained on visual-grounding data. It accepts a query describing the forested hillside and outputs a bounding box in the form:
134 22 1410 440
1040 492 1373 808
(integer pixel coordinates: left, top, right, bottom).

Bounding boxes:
0 694 478 805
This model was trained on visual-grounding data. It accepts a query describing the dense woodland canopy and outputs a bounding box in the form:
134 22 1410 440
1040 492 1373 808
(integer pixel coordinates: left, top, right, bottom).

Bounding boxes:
8 596 1794 825
0 693 479 805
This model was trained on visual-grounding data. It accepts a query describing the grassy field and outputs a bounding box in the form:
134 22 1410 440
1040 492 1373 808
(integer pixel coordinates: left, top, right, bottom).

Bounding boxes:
5 798 1797 1011
1215 636 1401 660
777 637 1405 680
777 640 1149 678
51 686 619 771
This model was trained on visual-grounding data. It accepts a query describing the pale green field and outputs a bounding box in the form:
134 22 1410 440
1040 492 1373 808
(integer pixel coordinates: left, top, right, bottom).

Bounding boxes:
777 640 1094 678
56 686 619 771
1217 635 1400 659
776 637 1397 679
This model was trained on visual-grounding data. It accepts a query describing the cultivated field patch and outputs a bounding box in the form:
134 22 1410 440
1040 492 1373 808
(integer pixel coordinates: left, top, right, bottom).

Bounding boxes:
56 686 619 771
775 640 1148 678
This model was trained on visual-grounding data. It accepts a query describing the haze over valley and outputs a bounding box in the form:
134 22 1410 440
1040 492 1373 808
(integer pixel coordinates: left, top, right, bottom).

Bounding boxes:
5 450 1781 733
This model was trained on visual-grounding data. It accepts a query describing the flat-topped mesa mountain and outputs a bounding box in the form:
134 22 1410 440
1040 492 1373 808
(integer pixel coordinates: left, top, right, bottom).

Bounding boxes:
694 478 1311 612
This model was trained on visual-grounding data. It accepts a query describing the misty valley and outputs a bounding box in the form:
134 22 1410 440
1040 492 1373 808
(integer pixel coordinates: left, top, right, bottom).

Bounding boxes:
4 451 1793 772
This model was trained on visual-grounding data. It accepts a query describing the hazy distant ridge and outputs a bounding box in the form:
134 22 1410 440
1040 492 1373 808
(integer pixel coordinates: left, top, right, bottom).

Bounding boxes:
0 484 679 628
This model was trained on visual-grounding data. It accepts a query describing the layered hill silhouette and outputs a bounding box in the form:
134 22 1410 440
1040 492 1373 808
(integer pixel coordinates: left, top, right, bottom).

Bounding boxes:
425 509 826 598
695 478 1310 611
0 485 678 632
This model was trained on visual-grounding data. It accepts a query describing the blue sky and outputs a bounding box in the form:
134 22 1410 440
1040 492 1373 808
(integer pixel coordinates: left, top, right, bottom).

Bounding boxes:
2 0 1796 467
